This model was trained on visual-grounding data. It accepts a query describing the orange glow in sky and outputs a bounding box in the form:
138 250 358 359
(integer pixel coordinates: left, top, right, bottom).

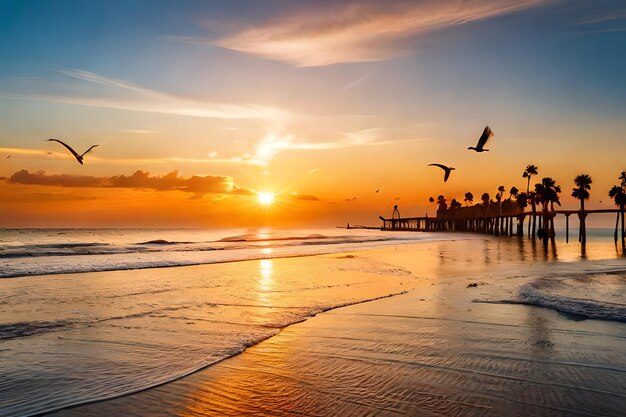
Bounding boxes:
1 1 625 228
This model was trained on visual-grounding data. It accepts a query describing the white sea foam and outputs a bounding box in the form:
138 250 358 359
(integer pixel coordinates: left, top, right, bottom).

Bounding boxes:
0 228 469 278
518 273 626 322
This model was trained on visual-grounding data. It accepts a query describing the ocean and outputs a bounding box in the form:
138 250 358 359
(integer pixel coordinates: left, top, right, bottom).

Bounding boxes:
1 228 625 416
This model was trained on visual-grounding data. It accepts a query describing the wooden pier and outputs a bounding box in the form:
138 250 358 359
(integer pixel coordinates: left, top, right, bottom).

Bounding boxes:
379 208 625 247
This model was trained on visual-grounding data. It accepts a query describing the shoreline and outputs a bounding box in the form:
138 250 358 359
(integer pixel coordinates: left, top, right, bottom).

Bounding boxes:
0 231 481 279
31 289 411 417
3 237 625 416
46 240 626 417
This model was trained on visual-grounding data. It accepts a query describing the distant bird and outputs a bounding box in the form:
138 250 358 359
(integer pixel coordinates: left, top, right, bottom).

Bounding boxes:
428 163 455 182
468 126 493 152
375 189 380 193
47 139 98 165
5 155 10 159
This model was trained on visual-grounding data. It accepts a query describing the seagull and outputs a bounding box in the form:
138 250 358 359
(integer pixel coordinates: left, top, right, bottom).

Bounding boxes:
47 139 98 165
468 126 493 152
428 163 455 182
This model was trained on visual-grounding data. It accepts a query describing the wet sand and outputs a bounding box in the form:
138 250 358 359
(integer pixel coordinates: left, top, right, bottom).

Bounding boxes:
48 238 626 417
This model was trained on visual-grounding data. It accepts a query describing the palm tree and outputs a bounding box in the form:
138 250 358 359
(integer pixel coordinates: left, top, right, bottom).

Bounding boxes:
436 195 448 212
481 193 490 211
450 198 462 210
509 186 519 200
535 177 561 244
516 192 529 236
523 165 539 193
495 186 505 235
523 165 539 237
497 185 505 205
464 192 474 206
609 183 626 250
620 170 626 248
572 174 592 244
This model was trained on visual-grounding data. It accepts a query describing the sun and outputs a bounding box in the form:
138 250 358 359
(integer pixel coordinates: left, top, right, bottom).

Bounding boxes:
257 192 275 206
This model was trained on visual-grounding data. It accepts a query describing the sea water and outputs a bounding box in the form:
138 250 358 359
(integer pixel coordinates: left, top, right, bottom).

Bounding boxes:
0 228 624 416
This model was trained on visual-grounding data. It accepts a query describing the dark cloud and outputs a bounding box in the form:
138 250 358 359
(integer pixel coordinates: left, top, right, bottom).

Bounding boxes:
9 170 253 197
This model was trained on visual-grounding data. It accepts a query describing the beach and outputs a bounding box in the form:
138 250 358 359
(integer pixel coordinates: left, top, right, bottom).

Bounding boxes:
2 230 625 416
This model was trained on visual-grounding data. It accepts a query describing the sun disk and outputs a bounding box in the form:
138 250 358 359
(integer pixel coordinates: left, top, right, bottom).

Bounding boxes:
257 192 275 206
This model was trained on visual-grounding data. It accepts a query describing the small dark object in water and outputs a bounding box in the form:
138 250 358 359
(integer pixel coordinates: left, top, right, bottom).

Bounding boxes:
467 283 478 288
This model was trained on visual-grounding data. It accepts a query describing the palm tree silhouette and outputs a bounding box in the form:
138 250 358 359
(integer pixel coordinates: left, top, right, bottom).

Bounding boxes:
495 186 505 235
516 192 529 235
481 192 490 232
523 165 538 193
436 195 448 212
535 177 561 244
617 171 626 252
572 174 592 244
464 192 474 206
609 176 626 249
509 186 519 200
523 165 539 237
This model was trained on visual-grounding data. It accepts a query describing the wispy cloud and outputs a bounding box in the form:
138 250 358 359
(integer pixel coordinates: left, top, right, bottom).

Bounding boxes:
341 70 377 91
0 147 263 166
199 0 543 66
247 126 429 165
1 69 286 120
249 127 406 165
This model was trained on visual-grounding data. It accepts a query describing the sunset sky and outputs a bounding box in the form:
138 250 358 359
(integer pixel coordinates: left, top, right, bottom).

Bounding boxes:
1 0 625 227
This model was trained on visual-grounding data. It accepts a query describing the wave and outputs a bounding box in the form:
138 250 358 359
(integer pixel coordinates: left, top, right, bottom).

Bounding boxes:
517 274 626 322
0 230 471 278
0 289 409 417
0 319 81 340
137 239 195 245
479 273 626 323
218 233 335 242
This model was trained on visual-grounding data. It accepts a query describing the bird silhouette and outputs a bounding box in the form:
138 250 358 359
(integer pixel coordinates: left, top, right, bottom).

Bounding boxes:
47 139 98 165
375 189 380 193
428 163 455 182
5 155 10 159
468 126 493 152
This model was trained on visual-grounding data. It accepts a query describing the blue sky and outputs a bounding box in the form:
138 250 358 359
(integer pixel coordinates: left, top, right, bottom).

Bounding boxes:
1 0 625 226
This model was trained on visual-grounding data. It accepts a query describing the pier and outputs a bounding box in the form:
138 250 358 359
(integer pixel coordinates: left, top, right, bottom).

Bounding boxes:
378 208 625 248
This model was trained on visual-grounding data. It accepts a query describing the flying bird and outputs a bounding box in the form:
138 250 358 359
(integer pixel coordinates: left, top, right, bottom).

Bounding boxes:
468 126 493 152
47 139 98 165
375 189 380 193
5 155 10 159
428 163 455 182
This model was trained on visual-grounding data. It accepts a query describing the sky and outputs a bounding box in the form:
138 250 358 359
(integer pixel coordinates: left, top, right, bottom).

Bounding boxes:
1 0 625 227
